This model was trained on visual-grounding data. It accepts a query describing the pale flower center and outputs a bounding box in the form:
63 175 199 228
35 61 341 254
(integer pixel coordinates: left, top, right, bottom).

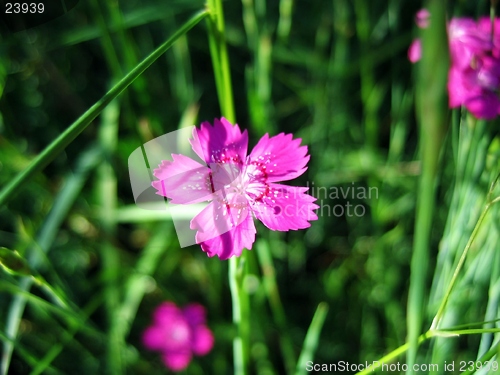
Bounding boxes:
169 323 190 343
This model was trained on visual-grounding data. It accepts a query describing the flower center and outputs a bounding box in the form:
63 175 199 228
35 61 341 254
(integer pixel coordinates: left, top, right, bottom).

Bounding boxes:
243 161 269 201
169 322 190 344
207 151 277 222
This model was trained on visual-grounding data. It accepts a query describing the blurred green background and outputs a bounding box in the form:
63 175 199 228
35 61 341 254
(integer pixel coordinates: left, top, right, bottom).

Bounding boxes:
2 0 500 374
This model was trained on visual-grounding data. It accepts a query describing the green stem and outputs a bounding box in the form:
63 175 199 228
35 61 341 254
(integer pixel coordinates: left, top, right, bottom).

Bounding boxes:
355 332 431 375
406 0 448 371
207 0 235 123
206 0 248 373
0 9 208 208
206 18 224 115
229 256 250 375
355 327 500 375
214 1 235 123
97 101 121 373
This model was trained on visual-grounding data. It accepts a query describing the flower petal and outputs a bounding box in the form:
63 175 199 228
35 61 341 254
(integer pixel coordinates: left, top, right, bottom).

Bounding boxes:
408 39 421 63
449 18 492 69
152 302 180 325
183 304 207 326
142 326 168 351
477 17 500 47
251 184 319 231
152 154 214 204
190 118 248 166
209 162 242 193
249 133 309 182
191 325 214 356
190 194 250 242
448 66 471 108
465 92 500 120
196 214 256 259
162 350 192 372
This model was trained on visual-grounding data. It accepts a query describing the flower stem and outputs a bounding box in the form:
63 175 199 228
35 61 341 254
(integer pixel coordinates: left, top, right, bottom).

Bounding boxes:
406 0 448 372
206 0 235 123
206 0 248 373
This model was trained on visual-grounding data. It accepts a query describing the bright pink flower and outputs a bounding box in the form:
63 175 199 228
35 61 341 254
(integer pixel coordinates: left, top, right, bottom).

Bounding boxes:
448 18 492 69
142 302 214 372
446 18 500 119
152 118 318 260
409 12 500 119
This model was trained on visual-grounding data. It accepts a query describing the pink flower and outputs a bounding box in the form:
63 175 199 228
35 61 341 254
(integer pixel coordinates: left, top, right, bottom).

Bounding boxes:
408 12 500 119
142 302 214 372
152 118 318 260
448 18 500 119
408 39 422 63
415 9 431 29
407 9 431 62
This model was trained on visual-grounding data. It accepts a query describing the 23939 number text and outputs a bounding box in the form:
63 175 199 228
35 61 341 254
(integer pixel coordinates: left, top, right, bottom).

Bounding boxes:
5 3 44 14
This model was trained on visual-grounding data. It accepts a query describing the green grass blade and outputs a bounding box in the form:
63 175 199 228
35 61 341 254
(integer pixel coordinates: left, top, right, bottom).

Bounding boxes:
256 240 296 374
0 247 32 276
47 1 202 49
0 329 63 375
277 0 294 42
295 302 329 375
96 99 122 373
0 281 101 337
1 146 102 375
29 294 104 375
114 222 173 344
0 9 208 207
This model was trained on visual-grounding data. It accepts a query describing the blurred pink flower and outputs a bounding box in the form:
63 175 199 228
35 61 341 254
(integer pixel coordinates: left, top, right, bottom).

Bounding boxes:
152 118 318 260
142 302 214 372
409 11 500 119
408 39 422 63
407 9 430 62
447 18 500 119
415 9 431 29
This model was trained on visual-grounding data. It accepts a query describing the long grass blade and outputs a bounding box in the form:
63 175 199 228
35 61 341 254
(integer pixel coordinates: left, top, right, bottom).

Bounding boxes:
295 302 329 375
0 9 208 207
